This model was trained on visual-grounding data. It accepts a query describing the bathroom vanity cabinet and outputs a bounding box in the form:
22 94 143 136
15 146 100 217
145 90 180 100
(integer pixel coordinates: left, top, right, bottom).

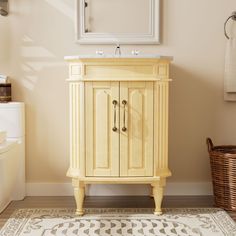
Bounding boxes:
65 55 172 215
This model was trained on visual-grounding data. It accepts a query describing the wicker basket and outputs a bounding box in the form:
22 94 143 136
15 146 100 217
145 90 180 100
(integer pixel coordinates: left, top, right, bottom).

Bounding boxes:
207 138 236 211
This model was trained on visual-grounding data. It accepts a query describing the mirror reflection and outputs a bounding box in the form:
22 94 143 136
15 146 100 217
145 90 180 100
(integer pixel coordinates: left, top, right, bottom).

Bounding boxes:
84 0 151 34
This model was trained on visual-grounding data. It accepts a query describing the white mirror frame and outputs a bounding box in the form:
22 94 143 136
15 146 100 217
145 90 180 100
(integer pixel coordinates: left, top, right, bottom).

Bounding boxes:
76 0 160 44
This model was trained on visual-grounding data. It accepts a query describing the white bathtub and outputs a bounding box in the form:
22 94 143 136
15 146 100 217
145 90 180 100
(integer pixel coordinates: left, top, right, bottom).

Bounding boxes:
0 141 18 213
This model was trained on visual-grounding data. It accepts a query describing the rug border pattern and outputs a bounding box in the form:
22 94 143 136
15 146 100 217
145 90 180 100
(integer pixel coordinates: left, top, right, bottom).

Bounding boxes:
0 208 236 236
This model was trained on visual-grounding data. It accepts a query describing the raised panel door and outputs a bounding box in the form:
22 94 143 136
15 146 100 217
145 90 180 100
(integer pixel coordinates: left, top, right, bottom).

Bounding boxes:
85 82 119 176
120 81 154 176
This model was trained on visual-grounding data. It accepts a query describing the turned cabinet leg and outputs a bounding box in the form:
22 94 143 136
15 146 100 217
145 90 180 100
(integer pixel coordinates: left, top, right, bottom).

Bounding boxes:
151 178 166 215
152 185 163 215
73 179 85 216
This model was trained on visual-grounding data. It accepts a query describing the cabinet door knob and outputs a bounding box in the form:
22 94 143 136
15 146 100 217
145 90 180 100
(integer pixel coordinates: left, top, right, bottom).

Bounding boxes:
122 127 127 132
122 100 127 132
112 100 118 132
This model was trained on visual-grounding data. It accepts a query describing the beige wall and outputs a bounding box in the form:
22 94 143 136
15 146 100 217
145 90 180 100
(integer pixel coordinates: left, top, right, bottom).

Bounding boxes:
0 0 236 189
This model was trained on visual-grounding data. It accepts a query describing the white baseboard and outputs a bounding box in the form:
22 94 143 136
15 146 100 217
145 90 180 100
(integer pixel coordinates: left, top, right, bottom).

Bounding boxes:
26 182 213 196
26 183 74 196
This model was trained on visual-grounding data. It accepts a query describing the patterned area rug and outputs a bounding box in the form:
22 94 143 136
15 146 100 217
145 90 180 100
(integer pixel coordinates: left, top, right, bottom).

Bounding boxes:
0 208 236 236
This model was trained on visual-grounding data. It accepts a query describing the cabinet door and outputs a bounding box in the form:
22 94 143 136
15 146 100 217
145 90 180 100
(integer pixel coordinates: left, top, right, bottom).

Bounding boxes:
120 82 154 176
85 82 119 176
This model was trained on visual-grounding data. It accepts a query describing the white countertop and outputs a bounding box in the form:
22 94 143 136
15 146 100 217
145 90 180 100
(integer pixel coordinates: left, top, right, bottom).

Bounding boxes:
64 54 173 61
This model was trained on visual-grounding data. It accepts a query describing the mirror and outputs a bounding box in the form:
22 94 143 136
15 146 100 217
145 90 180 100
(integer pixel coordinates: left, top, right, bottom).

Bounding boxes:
76 0 160 44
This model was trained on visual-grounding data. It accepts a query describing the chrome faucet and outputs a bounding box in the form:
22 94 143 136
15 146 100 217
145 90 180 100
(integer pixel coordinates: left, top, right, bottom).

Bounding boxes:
115 44 121 56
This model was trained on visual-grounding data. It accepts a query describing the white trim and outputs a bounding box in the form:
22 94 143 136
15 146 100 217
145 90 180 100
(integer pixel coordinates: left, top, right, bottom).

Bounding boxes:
26 182 213 196
26 183 74 196
75 0 160 44
165 182 213 196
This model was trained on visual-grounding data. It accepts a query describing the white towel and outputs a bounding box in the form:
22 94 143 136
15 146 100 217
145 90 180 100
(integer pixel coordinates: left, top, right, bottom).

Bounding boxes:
0 78 9 83
0 74 9 83
0 74 7 79
224 38 236 93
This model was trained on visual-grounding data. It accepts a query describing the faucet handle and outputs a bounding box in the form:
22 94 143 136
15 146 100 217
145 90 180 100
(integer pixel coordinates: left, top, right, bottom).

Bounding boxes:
131 50 140 56
96 50 104 55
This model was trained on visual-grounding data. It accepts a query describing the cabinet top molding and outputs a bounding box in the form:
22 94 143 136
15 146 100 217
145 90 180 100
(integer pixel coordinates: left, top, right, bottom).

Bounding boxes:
64 54 173 62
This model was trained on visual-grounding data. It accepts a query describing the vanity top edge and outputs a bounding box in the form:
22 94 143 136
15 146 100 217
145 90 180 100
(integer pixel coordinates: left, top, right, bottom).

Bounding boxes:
64 55 173 61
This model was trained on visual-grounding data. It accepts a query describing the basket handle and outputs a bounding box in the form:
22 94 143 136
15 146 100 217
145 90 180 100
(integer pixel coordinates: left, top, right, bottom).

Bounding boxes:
206 138 214 152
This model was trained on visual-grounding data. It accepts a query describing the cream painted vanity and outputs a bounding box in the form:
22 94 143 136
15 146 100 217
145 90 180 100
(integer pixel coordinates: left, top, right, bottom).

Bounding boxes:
65 55 172 215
